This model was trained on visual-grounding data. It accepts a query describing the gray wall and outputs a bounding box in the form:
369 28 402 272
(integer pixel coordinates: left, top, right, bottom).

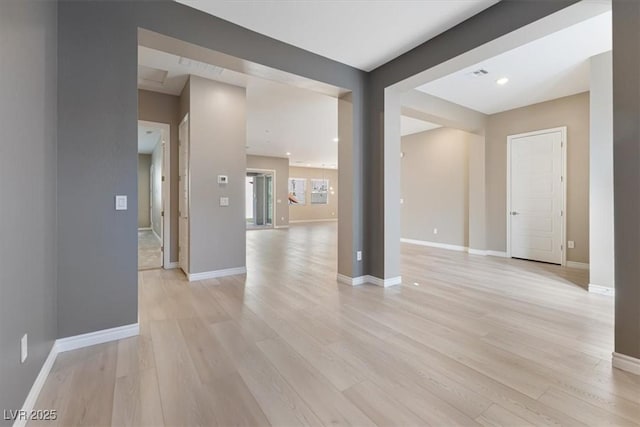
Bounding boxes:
247 155 290 227
138 89 180 263
401 128 470 247
138 154 151 228
612 0 640 360
188 76 247 274
0 0 57 422
57 0 366 338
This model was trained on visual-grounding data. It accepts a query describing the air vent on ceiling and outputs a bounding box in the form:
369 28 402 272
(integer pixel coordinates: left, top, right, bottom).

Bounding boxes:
178 57 224 75
138 65 168 84
467 68 489 78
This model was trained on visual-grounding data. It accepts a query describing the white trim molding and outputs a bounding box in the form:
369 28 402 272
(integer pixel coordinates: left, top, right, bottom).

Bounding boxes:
567 261 589 270
13 344 58 427
401 238 507 259
15 323 140 427
274 225 290 229
289 219 338 224
337 274 401 287
56 323 139 353
164 261 179 269
188 266 247 282
588 283 615 296
400 238 466 252
137 227 152 231
612 352 640 375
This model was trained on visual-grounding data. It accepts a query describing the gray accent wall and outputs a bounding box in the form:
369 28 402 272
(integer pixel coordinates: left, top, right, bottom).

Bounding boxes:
612 0 640 360
56 0 366 338
0 0 57 421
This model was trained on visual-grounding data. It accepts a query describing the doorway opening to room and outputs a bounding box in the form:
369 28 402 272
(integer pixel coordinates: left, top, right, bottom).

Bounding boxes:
246 170 274 229
137 120 170 270
137 29 348 282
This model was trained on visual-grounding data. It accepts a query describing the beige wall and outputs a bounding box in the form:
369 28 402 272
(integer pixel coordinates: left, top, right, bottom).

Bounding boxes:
486 92 590 263
138 154 151 228
247 155 289 227
401 127 470 246
289 166 339 222
188 75 246 274
138 89 180 263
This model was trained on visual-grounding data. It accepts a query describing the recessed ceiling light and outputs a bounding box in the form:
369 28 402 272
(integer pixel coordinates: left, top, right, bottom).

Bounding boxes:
333 137 339 142
285 152 291 156
496 77 509 85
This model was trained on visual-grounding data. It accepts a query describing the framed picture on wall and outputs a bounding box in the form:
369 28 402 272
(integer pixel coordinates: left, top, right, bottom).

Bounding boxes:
288 178 306 205
311 179 329 204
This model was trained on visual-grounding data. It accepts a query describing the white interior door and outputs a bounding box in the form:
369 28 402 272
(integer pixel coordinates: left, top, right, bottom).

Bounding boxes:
178 115 190 274
508 128 565 265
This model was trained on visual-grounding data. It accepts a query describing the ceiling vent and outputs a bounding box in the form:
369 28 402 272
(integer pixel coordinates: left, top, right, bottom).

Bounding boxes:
467 68 489 78
178 57 224 75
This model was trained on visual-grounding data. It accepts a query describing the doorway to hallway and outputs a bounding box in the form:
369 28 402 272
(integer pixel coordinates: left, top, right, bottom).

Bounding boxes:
246 169 274 229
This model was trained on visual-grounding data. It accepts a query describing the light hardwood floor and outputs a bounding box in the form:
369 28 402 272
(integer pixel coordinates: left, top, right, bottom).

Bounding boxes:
31 222 639 426
138 230 162 271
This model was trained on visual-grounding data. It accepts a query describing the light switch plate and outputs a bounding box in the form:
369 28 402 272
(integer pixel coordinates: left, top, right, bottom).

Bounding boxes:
115 195 127 211
220 197 229 207
21 334 27 363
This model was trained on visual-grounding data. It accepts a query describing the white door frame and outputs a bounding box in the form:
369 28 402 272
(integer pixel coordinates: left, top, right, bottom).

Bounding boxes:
246 168 277 228
139 119 171 269
506 126 567 266
178 114 190 275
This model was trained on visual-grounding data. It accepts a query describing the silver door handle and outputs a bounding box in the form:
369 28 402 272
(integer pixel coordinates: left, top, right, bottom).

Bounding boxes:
510 211 519 216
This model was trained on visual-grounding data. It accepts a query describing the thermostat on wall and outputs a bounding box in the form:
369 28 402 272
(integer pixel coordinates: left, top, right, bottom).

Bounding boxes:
217 175 228 184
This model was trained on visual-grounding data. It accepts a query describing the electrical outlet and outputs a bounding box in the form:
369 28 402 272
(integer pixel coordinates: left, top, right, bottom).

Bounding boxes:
356 251 362 261
433 228 438 235
400 198 404 204
568 240 575 249
21 334 27 363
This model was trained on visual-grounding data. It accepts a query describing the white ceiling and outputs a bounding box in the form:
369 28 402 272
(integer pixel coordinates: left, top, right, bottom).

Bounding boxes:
139 46 338 168
138 126 161 154
416 11 612 115
174 0 500 71
400 116 441 136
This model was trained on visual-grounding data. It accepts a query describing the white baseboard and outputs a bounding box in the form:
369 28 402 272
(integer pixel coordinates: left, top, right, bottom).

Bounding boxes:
588 283 615 296
137 227 151 231
486 250 508 258
401 238 508 259
56 323 139 353
14 323 139 427
164 261 179 269
337 274 401 287
612 352 640 375
188 266 247 282
274 225 289 229
400 238 467 252
567 261 589 270
289 219 338 224
13 343 58 427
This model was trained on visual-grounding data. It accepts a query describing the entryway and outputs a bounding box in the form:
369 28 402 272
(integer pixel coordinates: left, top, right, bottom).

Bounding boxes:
507 127 566 265
246 170 274 229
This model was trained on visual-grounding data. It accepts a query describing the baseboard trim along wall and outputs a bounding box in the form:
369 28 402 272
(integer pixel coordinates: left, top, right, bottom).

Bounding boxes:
164 261 179 269
566 261 590 270
15 323 139 427
274 225 290 229
588 283 615 296
337 274 402 287
612 352 640 375
401 238 507 258
137 227 151 231
188 266 247 282
289 219 338 224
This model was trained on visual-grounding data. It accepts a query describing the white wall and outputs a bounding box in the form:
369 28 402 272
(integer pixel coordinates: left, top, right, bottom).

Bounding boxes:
589 51 614 289
151 140 163 238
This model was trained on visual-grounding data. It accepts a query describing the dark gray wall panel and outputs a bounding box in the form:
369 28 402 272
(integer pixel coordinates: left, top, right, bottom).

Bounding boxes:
0 0 57 421
612 0 640 359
